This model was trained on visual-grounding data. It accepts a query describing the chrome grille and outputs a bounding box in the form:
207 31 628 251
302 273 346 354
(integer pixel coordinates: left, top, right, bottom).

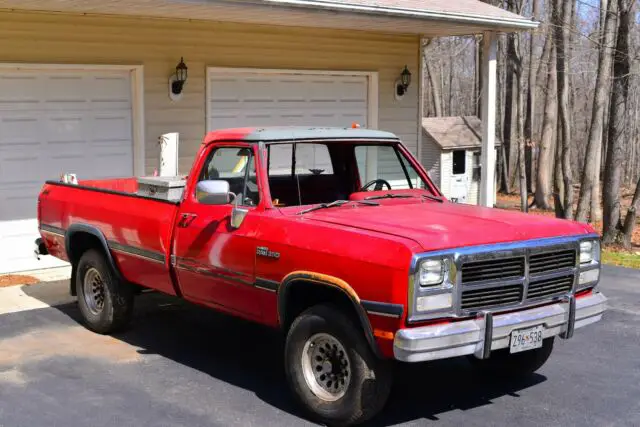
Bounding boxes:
461 284 523 311
529 249 576 275
461 257 525 284
527 275 574 300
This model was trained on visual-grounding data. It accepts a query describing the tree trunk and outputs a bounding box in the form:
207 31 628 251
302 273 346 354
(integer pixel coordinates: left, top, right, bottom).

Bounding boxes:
603 0 632 244
509 30 527 212
621 177 640 249
525 0 541 196
554 119 565 218
554 0 574 219
424 45 444 117
503 38 515 192
535 39 556 210
575 0 618 223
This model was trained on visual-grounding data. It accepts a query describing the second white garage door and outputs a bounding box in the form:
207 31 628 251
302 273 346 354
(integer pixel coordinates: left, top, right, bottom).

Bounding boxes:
207 69 372 130
0 67 135 273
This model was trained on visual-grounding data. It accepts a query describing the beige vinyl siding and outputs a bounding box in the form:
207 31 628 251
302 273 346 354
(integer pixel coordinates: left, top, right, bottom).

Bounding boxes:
440 151 452 200
420 131 441 188
467 150 479 205
0 11 420 175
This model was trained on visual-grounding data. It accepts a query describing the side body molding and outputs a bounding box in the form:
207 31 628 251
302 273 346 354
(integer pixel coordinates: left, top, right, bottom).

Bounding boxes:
277 271 382 358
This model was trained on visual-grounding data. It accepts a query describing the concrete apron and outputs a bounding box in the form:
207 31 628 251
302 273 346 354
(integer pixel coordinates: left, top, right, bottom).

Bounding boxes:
0 266 74 315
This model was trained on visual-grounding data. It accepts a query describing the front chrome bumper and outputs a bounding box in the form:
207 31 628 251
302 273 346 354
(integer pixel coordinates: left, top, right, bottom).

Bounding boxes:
394 292 607 363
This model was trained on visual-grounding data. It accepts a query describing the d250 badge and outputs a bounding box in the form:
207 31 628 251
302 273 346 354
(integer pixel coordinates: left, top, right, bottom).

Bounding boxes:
256 246 280 259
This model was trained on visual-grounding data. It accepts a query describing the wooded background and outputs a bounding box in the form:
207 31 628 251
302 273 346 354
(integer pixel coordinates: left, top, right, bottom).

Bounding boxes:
422 0 639 248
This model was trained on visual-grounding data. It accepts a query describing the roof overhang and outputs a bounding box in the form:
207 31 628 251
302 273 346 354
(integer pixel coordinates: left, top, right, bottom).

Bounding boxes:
1 0 538 37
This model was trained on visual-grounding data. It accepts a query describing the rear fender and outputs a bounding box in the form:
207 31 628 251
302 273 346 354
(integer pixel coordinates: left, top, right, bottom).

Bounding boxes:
65 223 123 294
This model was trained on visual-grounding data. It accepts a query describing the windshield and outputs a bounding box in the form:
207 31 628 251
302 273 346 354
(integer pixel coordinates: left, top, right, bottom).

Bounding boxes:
265 141 434 208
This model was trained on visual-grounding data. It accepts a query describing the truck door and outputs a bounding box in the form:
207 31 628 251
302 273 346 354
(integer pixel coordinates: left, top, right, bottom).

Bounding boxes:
172 143 263 320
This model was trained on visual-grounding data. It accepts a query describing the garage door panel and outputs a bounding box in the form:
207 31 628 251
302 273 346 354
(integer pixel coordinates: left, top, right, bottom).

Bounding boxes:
91 114 133 143
0 117 42 151
0 74 43 110
0 185 41 221
0 68 134 273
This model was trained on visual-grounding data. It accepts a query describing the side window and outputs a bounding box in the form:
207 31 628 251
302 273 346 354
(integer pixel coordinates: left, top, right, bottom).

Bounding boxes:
472 152 481 181
452 150 466 175
199 146 259 206
354 145 426 190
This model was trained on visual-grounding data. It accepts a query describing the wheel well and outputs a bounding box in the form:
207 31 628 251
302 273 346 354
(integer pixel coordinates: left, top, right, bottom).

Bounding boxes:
280 280 381 358
68 232 104 265
66 231 112 297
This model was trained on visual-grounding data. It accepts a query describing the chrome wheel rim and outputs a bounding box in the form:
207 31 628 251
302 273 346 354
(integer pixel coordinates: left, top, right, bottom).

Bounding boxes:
83 267 106 315
301 333 351 402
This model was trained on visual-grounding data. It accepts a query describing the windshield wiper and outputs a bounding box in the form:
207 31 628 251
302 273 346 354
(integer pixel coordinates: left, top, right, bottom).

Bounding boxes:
421 193 444 203
364 193 414 201
298 200 379 215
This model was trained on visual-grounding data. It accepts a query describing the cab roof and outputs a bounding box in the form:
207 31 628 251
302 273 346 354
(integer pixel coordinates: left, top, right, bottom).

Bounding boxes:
203 126 400 144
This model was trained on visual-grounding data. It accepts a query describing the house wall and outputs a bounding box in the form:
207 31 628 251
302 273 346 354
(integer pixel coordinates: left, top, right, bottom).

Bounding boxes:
0 10 420 174
420 131 441 189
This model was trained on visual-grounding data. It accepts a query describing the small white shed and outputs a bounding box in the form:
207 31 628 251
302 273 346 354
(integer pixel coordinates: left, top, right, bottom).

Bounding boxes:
421 116 501 205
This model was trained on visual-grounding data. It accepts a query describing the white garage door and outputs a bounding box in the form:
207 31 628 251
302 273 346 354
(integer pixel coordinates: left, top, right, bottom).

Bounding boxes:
0 68 134 273
207 69 370 130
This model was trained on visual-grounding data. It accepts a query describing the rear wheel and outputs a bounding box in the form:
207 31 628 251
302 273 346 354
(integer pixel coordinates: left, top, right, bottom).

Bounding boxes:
469 337 555 377
285 304 392 426
76 249 134 334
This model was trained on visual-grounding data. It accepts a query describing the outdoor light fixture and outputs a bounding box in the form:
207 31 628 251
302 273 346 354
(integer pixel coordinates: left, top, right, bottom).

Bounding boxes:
169 57 188 101
395 65 412 100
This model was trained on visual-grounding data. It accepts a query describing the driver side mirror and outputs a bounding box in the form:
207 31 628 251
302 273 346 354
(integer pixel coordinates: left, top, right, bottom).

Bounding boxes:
195 180 249 229
196 180 232 205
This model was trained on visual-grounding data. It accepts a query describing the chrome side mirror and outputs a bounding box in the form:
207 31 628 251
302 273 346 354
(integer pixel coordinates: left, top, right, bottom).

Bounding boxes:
231 197 248 229
196 180 232 205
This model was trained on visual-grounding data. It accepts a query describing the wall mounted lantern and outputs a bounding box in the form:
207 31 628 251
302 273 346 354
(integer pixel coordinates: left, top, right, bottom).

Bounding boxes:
169 57 188 101
395 65 412 100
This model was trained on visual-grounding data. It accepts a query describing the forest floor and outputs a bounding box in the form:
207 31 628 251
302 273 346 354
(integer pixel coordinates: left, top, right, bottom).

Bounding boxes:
496 192 640 269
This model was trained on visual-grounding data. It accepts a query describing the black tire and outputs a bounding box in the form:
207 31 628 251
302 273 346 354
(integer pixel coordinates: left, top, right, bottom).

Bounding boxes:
469 337 555 377
285 304 392 426
75 249 134 334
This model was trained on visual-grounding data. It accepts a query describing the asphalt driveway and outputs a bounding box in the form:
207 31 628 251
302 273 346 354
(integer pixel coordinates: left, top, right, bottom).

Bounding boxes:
0 265 639 427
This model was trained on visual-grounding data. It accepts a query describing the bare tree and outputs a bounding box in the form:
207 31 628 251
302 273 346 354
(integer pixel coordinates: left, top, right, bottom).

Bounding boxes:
525 0 541 196
553 0 574 219
602 0 633 244
535 33 556 210
423 40 444 117
575 0 618 223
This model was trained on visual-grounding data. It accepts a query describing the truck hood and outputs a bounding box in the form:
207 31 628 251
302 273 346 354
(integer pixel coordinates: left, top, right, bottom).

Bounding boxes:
297 201 593 251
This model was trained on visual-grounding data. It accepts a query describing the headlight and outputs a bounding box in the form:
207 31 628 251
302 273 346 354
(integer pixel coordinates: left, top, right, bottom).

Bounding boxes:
418 259 445 286
579 240 600 264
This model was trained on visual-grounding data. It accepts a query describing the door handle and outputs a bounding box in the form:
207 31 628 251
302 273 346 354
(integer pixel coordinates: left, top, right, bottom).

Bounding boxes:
178 213 198 228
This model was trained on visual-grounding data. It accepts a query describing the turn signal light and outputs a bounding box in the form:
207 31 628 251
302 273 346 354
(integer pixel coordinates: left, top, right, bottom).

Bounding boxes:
351 122 360 128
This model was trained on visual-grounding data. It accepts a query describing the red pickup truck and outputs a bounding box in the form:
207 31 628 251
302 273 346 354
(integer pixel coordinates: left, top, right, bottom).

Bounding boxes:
36 127 606 426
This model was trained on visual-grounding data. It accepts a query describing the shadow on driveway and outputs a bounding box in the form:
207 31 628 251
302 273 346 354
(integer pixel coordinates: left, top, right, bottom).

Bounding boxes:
39 291 545 426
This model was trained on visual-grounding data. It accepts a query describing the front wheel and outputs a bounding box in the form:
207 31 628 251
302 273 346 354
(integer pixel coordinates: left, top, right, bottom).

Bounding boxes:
285 304 392 426
469 337 555 377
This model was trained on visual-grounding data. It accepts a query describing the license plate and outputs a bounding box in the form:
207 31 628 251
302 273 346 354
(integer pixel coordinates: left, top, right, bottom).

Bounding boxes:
510 325 544 354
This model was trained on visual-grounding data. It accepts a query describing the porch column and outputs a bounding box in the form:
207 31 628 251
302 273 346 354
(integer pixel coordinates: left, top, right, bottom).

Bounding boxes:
480 31 498 208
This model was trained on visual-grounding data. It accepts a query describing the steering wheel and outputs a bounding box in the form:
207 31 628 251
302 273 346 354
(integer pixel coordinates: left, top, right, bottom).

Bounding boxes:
360 179 392 191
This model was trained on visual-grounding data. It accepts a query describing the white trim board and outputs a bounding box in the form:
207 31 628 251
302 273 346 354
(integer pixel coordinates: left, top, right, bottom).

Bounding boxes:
205 67 379 131
0 62 146 176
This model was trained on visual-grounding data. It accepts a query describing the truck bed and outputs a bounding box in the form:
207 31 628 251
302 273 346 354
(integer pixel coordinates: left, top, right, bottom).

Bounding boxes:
38 178 181 296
